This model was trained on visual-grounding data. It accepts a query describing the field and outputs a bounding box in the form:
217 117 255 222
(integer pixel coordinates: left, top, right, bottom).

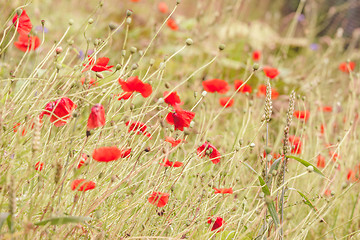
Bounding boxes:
1 0 360 239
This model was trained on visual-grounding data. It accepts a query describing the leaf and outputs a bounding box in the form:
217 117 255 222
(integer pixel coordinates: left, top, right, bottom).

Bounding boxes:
286 155 324 177
258 176 280 228
34 216 92 226
0 213 10 231
269 156 282 174
296 190 316 211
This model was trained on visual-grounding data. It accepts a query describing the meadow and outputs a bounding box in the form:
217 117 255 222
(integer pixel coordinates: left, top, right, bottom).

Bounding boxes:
1 0 360 239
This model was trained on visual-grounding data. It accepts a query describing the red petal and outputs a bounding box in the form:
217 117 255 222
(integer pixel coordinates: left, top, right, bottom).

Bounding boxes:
92 146 122 162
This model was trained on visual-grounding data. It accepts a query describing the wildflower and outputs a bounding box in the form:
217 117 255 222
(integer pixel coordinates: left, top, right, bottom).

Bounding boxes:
293 110 310 122
252 50 261 61
219 97 234 108
87 104 106 130
319 106 332 112
12 9 32 35
121 148 132 158
13 123 21 133
317 155 326 168
347 169 357 182
92 146 122 162
71 179 96 192
339 62 355 73
257 84 279 99
234 80 252 93
148 191 169 207
213 188 233 194
40 97 77 127
82 56 113 72
163 91 182 106
166 106 195 131
35 161 44 171
14 34 40 52
158 2 169 13
263 67 279 79
159 158 183 167
202 79 230 94
80 77 98 87
126 121 149 135
207 217 225 232
329 151 340 162
77 153 88 169
165 136 184 147
288 136 302 154
167 18 178 31
118 76 152 98
197 142 221 164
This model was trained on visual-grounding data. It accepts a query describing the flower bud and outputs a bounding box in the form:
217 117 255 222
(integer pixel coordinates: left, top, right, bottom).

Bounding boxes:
88 18 94 24
253 63 259 71
186 38 193 46
218 44 226 51
55 47 63 55
68 19 74 26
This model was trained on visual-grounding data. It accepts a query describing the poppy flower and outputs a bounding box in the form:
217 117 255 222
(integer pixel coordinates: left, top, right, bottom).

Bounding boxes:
13 122 21 132
207 217 225 232
120 148 132 158
165 136 184 147
87 104 106 130
257 84 279 99
12 9 32 35
197 142 221 164
317 155 325 168
14 34 40 52
81 77 98 87
202 79 230 94
163 91 182 106
252 51 261 61
78 153 88 169
71 179 96 192
219 97 234 108
148 191 169 207
263 67 279 79
118 76 152 98
347 169 357 182
288 136 302 154
166 106 195 131
293 111 310 122
40 97 77 127
118 92 133 100
319 106 332 112
213 188 233 194
92 146 122 162
158 2 169 13
339 62 355 73
159 158 183 167
329 151 340 162
35 161 44 171
126 120 152 138
320 124 325 134
167 18 178 31
234 80 252 93
82 56 113 72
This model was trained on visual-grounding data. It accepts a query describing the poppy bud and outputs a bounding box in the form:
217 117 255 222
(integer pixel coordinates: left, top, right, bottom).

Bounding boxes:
131 64 138 70
144 147 151 152
201 91 207 97
194 91 198 98
116 64 121 71
56 47 63 54
149 58 155 66
253 63 259 71
307 166 314 173
157 98 164 104
41 19 45 26
164 82 170 89
130 47 137 54
68 19 74 26
176 0 181 4
109 23 117 30
88 18 94 24
259 192 265 198
126 18 132 25
218 44 225 51
190 121 195 128
16 9 23 16
96 72 104 79
126 9 133 17
186 38 193 46
249 143 255 148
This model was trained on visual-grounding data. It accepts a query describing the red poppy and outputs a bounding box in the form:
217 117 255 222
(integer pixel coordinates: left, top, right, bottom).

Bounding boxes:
219 97 234 108
317 155 325 168
82 56 113 72
347 169 357 182
148 191 169 207
13 122 21 132
329 151 340 162
166 106 195 131
293 110 310 122
71 179 96 192
80 77 98 87
319 106 332 112
257 84 279 99
234 80 252 93
158 2 169 13
167 18 178 31
165 136 184 147
40 97 77 127
118 92 133 100
35 161 44 171
159 158 183 167
320 124 325 134
289 136 302 154
92 146 122 162
87 104 106 130
213 188 233 194
78 153 88 169
339 62 355 73
202 79 230 94
197 142 221 164
118 76 152 98
263 67 279 79
126 120 152 138
207 217 225 232
252 51 261 61
164 91 182 106
120 148 132 158
12 9 32 35
14 34 40 52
